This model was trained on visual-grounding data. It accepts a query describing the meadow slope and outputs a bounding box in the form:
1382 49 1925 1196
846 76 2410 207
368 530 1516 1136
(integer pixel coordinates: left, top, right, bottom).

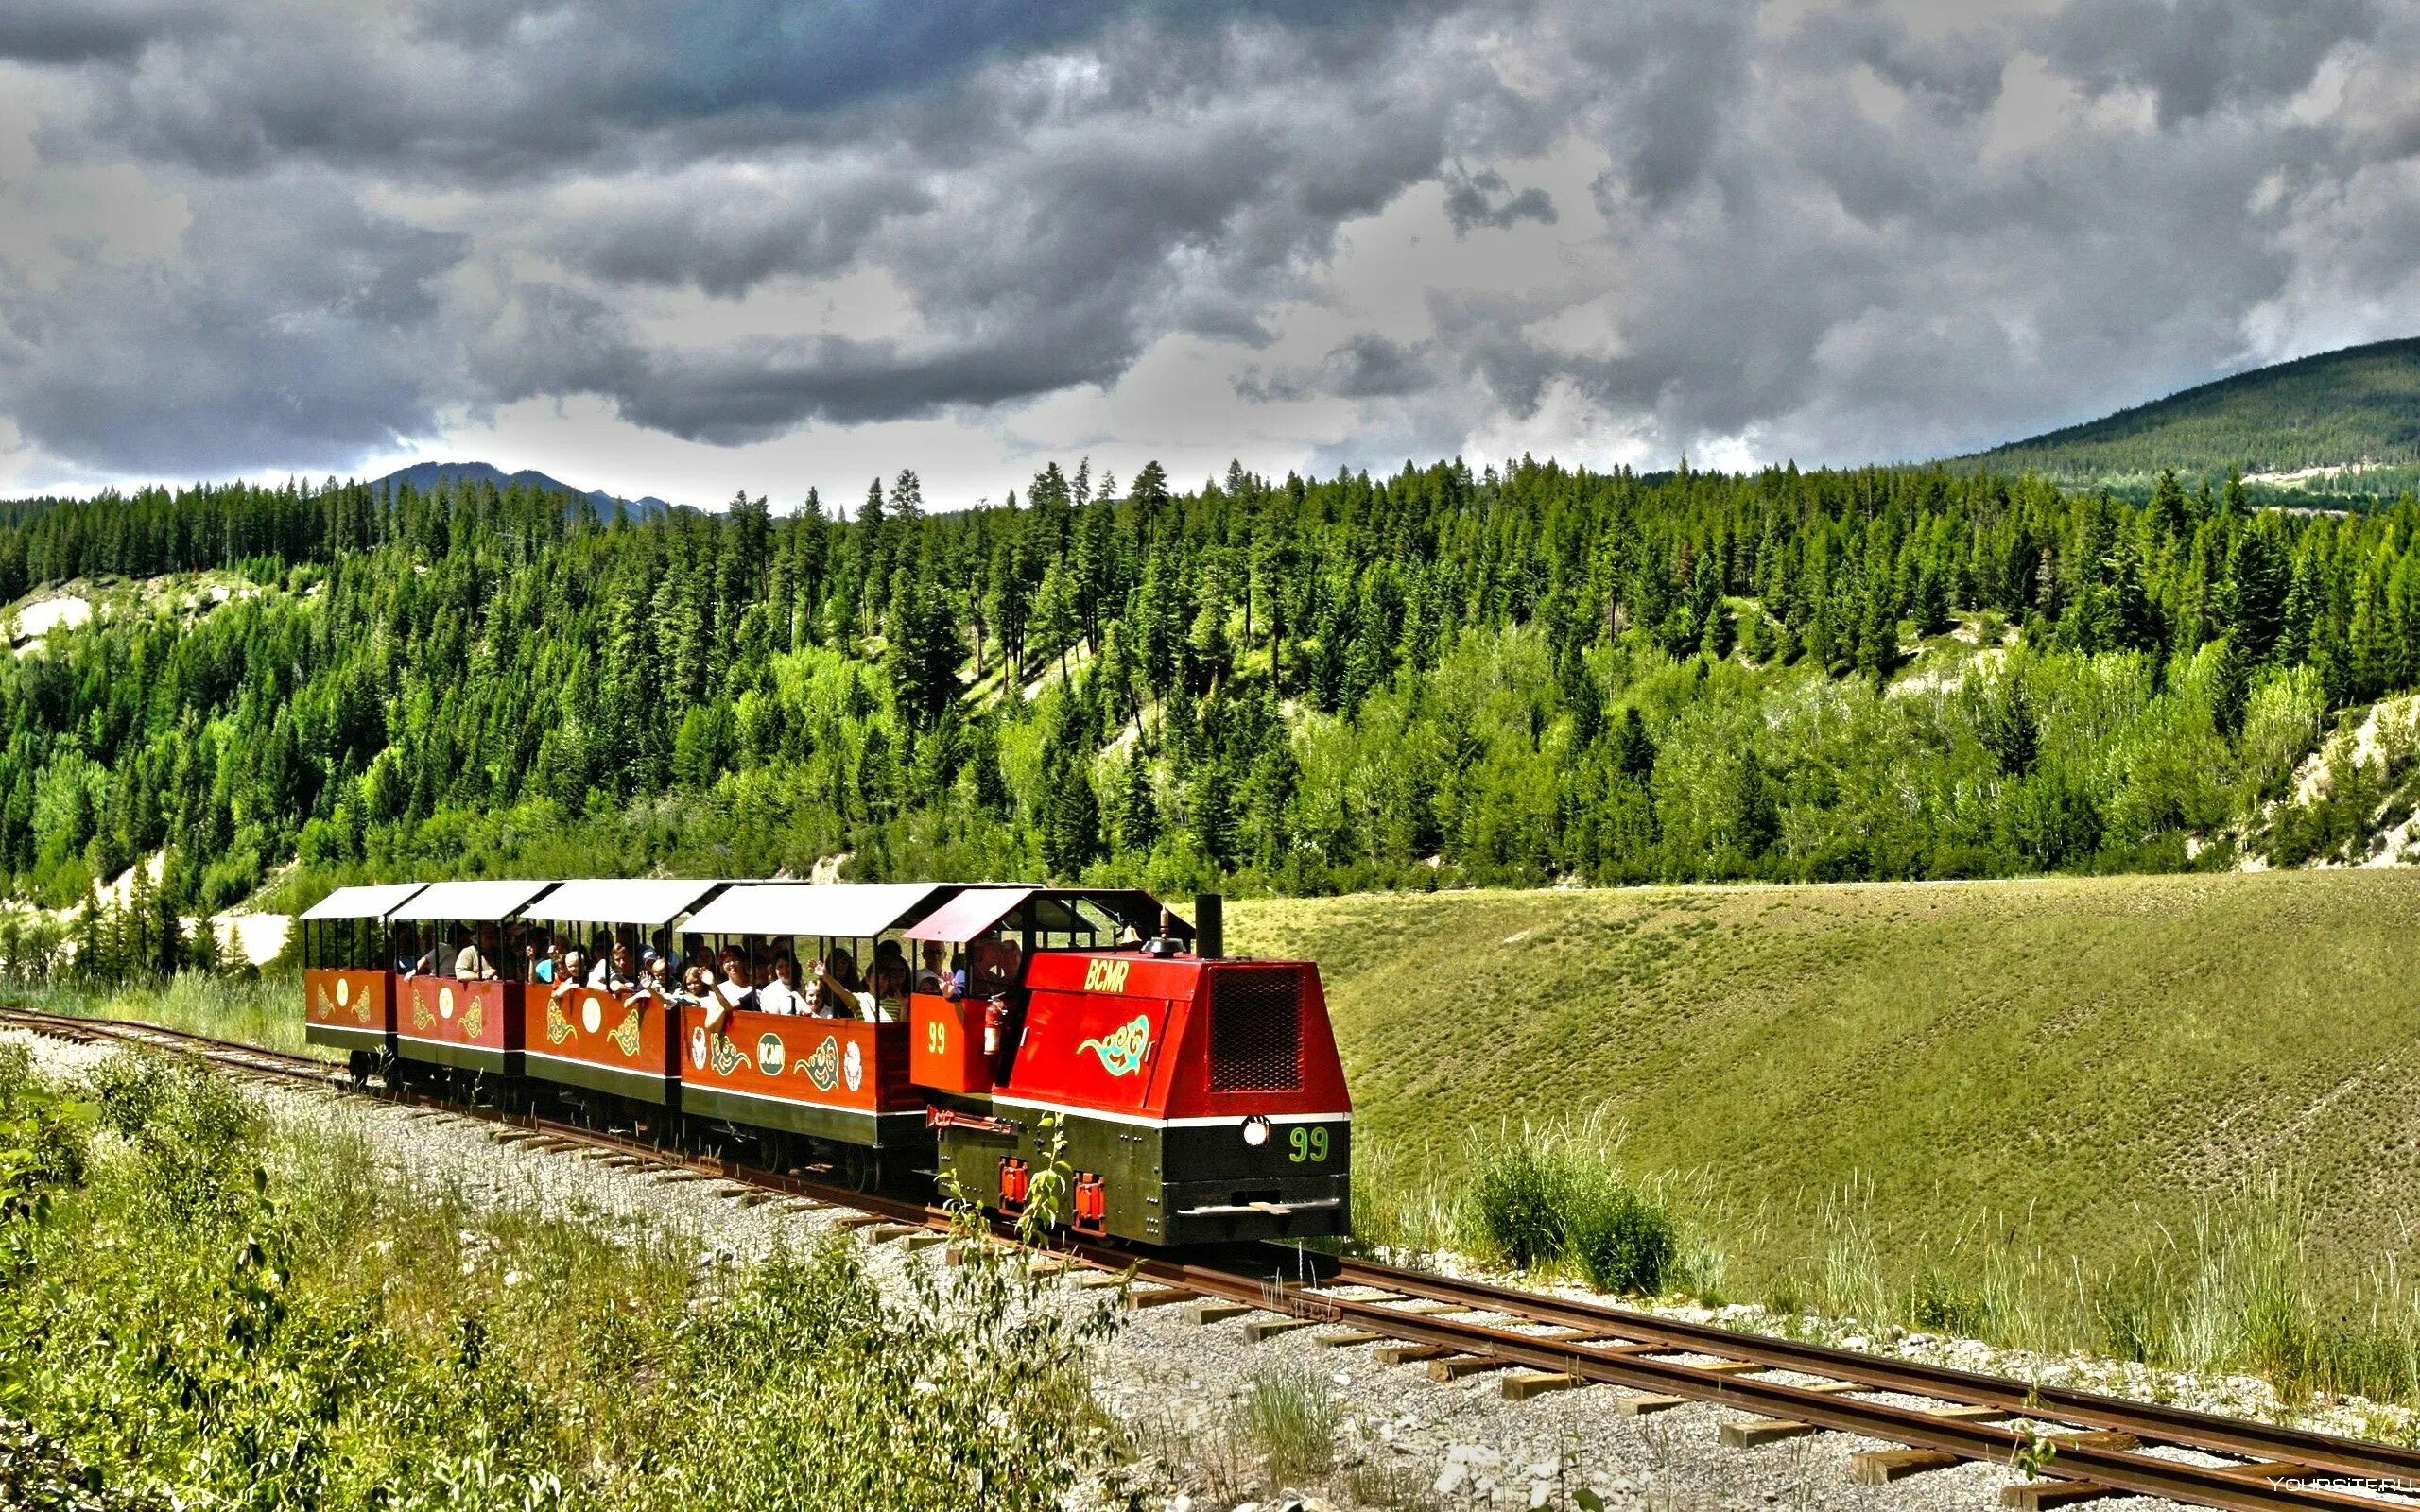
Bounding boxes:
1230 871 2420 1291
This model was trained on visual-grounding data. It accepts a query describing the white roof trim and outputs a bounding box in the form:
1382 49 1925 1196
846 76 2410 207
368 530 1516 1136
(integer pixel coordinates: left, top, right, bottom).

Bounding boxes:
300 883 427 921
386 880 558 922
679 882 946 940
519 879 723 926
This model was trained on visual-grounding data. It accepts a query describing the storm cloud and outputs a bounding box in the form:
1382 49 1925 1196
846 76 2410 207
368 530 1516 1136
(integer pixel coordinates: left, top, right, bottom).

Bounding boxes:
2 0 2417 493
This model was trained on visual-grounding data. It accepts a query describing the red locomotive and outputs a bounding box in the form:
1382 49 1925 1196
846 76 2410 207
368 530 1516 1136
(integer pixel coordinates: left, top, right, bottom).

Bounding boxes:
298 880 1350 1246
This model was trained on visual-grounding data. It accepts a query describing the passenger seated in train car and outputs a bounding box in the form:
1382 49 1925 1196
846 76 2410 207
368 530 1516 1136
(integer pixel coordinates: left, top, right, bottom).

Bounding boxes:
710 950 757 1024
808 951 871 1020
915 939 953 994
454 924 502 980
590 939 640 995
968 936 1023 997
551 950 587 1002
524 932 561 983
757 951 803 1015
631 946 669 1000
675 963 713 1009
392 923 424 976
870 939 912 1014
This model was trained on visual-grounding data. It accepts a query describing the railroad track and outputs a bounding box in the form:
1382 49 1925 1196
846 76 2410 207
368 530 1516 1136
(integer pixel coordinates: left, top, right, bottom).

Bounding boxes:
9 1007 2419 1512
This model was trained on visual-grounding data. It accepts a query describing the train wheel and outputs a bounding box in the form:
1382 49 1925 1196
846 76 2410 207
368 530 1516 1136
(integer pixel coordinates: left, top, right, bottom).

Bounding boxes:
347 1050 374 1087
837 1143 879 1193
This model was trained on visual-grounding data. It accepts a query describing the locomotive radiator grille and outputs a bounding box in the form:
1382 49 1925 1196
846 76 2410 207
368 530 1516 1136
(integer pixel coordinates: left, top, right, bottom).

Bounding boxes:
1207 968 1303 1092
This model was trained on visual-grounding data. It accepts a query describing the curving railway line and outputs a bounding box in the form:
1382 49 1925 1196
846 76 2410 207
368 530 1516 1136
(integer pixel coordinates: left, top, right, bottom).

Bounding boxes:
8 1006 2418 1512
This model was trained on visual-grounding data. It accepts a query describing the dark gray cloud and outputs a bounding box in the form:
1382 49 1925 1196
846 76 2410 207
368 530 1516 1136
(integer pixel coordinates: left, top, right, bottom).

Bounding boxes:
2048 0 2378 127
1442 167 1558 233
5 0 2420 486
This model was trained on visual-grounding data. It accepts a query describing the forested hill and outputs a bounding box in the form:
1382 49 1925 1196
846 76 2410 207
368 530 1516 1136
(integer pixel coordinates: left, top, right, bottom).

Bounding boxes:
0 455 2416 938
1958 337 2420 485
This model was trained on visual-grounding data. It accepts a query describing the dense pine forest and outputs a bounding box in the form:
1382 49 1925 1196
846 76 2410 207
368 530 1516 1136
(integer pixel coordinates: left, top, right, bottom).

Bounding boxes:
0 454 2414 940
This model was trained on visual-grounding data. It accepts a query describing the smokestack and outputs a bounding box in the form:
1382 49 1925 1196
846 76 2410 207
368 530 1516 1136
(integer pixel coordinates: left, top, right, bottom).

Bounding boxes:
1193 892 1224 959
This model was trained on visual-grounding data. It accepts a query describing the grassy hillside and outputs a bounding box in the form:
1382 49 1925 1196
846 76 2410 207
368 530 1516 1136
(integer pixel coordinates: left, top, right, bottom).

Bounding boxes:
1231 871 2420 1297
1961 336 2420 486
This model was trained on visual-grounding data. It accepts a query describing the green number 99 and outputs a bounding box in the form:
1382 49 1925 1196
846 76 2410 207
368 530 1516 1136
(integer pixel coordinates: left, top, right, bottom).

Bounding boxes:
1287 1126 1329 1163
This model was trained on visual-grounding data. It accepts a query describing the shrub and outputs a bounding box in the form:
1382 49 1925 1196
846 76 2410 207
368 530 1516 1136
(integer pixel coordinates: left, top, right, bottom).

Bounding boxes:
86 1051 262 1220
1465 1126 1570 1269
1565 1177 1679 1297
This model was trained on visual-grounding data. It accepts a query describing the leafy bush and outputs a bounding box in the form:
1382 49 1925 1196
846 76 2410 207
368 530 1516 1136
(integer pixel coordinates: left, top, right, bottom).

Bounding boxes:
1564 1177 1679 1297
1462 1120 1681 1294
87 1052 262 1221
0 1056 1116 1511
1466 1126 1570 1270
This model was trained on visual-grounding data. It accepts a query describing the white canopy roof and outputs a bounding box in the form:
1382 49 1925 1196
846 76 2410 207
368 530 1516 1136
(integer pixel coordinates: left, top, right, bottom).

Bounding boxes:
520 878 723 926
300 883 427 921
680 882 948 940
386 880 558 922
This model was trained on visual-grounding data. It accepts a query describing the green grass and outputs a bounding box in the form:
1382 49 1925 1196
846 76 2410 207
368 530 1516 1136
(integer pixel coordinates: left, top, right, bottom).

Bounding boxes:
8 970 335 1059
1234 870 2420 1400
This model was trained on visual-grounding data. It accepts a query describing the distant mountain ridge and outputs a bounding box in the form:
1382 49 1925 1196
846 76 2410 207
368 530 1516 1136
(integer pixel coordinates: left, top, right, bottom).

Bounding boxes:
369 461 683 519
1955 337 2420 485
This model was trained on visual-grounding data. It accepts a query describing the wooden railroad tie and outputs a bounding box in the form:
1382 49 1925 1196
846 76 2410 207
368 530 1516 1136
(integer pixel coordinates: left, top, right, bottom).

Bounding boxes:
1315 1330 1386 1348
1853 1449 1964 1485
1124 1285 1196 1310
1069 1270 1129 1289
1614 1393 1691 1416
1242 1316 1313 1343
902 1232 949 1252
1999 1480 2117 1510
1852 1428 2138 1496
1374 1342 1454 1366
1717 1382 1867 1448
1185 1301 1252 1326
1722 1418 1822 1449
1428 1354 1514 1382
829 1213 888 1230
1502 1370 1586 1401
861 1223 924 1242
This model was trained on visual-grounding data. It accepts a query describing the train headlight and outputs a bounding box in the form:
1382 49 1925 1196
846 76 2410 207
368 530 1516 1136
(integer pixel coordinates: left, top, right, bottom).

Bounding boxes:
1242 1116 1272 1148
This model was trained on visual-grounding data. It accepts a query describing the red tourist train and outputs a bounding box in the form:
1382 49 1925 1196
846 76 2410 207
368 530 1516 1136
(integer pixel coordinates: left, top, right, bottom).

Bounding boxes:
299 880 1350 1246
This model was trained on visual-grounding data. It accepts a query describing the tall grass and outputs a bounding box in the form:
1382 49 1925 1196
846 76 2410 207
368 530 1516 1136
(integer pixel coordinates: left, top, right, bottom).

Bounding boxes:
1361 1123 2420 1410
1348 1117 1703 1298
7 970 326 1058
1238 1363 1340 1484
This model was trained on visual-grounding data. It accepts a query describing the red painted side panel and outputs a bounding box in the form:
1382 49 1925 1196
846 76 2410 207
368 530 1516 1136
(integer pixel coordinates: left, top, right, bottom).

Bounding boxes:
997 953 1350 1124
521 986 673 1082
675 1007 920 1116
1011 986 1174 1117
397 977 525 1057
908 992 993 1093
304 969 390 1035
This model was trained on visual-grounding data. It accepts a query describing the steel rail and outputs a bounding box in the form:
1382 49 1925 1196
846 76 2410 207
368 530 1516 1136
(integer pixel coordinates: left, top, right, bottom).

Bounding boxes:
1102 1259 2407 1512
1301 1258 2420 1487
9 1007 2418 1512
